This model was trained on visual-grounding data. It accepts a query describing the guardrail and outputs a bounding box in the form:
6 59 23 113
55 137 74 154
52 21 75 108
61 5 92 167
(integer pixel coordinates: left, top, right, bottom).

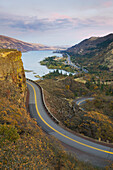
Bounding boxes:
26 78 60 124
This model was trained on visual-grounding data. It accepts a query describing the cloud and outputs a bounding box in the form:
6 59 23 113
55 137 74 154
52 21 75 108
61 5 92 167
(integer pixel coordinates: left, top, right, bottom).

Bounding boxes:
0 14 77 32
0 14 71 32
0 12 113 34
103 0 113 8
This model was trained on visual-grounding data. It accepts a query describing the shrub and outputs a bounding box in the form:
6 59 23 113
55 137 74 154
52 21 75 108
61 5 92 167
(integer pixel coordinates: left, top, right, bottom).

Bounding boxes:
0 124 20 144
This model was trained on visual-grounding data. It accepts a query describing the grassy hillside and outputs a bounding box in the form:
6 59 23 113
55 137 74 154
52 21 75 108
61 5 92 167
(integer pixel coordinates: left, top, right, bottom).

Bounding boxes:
0 81 76 169
38 74 113 143
0 35 63 52
66 33 113 73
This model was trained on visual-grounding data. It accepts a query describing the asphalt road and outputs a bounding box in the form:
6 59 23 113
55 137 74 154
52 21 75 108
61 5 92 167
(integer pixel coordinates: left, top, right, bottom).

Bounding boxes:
66 53 88 73
76 97 94 106
27 79 113 165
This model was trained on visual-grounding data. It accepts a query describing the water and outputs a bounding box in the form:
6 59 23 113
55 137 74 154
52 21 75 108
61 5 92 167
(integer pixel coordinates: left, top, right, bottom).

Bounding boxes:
22 51 69 80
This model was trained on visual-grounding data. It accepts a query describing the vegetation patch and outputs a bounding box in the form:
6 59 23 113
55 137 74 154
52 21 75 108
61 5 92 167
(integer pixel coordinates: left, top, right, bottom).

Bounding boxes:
0 80 79 169
40 55 77 73
24 69 33 72
82 96 113 120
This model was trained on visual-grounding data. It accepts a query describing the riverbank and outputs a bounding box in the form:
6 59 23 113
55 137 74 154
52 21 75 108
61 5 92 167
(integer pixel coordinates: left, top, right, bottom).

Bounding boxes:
22 51 63 80
40 55 78 73
40 53 89 74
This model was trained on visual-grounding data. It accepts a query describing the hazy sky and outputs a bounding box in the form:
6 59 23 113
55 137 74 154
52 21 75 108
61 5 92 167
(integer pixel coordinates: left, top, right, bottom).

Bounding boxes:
0 0 113 46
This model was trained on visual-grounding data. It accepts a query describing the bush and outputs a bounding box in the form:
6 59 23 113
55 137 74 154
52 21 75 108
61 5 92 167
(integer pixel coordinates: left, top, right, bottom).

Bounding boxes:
0 124 20 144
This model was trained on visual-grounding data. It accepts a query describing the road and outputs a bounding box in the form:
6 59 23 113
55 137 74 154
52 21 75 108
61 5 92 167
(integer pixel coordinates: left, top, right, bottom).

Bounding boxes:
27 79 113 166
66 53 88 73
76 97 94 106
66 53 80 70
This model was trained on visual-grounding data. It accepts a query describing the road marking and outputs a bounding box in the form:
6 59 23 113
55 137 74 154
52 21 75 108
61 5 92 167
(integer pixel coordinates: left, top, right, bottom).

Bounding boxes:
27 81 113 155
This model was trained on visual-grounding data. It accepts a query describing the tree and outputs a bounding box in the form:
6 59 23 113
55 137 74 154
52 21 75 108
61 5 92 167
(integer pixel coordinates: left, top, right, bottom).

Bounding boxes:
85 80 91 89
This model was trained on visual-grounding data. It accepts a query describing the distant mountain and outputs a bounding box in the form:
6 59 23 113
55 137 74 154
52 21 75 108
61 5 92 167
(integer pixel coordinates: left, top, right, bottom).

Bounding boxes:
0 35 66 52
66 33 113 72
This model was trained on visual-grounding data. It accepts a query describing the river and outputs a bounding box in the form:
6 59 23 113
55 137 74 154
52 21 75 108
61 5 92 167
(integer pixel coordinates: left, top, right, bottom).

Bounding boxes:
22 51 70 80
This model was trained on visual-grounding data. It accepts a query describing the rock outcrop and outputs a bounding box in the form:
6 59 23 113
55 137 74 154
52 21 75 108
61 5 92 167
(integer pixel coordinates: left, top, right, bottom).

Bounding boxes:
0 49 26 102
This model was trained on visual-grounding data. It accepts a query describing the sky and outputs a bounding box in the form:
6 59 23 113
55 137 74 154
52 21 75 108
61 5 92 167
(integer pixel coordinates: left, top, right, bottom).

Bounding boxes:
0 0 113 46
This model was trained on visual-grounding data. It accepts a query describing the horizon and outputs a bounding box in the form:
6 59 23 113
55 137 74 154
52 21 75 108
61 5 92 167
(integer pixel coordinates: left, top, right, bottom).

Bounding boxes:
0 0 113 46
0 33 113 48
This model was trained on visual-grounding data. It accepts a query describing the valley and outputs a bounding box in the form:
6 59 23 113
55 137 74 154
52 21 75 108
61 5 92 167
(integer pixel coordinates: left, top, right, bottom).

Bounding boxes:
0 49 100 169
0 33 113 169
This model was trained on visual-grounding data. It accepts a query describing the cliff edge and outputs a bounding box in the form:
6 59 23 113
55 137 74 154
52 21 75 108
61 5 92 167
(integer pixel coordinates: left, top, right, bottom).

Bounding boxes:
0 49 26 103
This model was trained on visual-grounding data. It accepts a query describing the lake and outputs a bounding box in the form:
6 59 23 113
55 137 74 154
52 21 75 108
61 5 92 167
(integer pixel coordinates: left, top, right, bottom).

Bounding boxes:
22 50 68 80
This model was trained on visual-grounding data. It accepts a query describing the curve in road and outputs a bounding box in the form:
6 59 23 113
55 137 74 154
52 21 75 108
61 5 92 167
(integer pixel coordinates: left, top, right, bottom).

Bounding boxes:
76 97 94 106
27 79 113 162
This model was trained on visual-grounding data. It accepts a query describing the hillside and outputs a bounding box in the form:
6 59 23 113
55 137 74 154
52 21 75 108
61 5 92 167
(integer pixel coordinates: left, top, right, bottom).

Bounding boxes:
0 49 98 169
38 73 113 143
0 35 65 52
66 33 113 72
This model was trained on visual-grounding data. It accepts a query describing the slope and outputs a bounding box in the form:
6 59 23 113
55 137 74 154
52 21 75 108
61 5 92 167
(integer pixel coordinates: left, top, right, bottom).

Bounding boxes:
0 35 62 52
0 49 98 169
66 33 113 72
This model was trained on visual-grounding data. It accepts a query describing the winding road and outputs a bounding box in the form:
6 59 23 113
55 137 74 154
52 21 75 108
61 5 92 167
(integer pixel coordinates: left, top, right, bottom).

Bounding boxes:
27 79 113 166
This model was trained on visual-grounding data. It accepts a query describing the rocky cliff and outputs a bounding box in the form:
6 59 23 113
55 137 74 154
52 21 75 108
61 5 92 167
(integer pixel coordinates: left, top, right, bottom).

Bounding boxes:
0 49 26 103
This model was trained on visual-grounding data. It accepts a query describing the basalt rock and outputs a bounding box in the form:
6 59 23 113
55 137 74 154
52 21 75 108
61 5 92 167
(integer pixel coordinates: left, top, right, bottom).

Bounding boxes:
0 49 26 102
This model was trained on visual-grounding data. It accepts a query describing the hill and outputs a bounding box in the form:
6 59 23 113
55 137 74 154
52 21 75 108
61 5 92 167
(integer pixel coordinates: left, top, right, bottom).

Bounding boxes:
38 72 113 143
0 35 65 52
0 49 98 169
66 33 113 72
